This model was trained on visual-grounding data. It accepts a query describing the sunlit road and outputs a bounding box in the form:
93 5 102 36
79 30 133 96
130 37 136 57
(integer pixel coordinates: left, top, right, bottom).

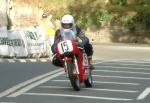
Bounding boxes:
0 43 150 103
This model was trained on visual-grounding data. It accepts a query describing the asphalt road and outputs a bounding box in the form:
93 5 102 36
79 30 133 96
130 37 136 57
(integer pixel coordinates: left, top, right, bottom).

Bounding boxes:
0 43 150 103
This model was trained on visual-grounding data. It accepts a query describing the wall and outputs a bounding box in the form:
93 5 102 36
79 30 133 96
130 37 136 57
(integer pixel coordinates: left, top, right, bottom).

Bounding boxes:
0 0 7 27
10 1 43 29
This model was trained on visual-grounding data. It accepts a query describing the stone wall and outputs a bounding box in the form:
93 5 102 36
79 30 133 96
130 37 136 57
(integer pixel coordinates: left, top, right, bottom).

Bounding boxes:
0 0 7 27
9 0 43 29
7 0 150 44
86 26 150 44
12 5 42 28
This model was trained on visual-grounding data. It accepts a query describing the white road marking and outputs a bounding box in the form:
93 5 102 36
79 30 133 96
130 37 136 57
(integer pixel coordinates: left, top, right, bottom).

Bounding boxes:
93 61 104 65
40 59 48 62
0 61 102 98
29 59 37 62
0 102 16 103
19 59 26 63
92 81 140 85
92 75 150 80
96 63 150 67
102 59 150 64
95 65 150 71
113 61 150 64
94 69 150 75
0 68 63 98
7 71 64 97
116 60 150 64
52 80 140 85
137 87 150 100
39 86 139 93
7 59 15 63
0 59 4 62
23 92 133 101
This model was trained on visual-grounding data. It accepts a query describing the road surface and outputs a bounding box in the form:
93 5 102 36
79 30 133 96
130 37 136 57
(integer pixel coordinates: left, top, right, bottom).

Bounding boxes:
0 43 150 103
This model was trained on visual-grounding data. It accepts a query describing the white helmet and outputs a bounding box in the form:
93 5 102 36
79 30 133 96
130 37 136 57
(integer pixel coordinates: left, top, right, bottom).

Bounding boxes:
61 15 74 29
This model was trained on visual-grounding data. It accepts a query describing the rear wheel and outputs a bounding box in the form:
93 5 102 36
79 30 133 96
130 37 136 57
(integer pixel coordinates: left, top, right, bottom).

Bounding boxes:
67 61 80 91
84 71 93 87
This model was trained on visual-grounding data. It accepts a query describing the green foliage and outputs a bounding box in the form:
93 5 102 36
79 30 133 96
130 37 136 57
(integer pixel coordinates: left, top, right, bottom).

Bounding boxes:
118 0 127 6
121 14 134 29
90 9 110 28
66 0 111 30
107 0 150 30
20 0 150 31
136 10 150 29
54 9 71 20
109 0 127 6
134 0 150 29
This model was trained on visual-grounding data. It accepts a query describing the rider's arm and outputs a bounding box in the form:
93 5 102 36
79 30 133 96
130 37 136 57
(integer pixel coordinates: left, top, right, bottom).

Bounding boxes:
76 25 89 45
54 30 61 44
51 30 61 54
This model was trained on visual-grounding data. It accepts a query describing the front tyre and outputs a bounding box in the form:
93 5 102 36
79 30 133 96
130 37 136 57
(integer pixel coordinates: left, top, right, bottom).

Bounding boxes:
67 61 80 91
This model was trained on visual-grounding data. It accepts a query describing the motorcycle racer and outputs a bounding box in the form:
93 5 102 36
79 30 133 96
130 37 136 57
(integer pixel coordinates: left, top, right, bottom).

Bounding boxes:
51 14 94 70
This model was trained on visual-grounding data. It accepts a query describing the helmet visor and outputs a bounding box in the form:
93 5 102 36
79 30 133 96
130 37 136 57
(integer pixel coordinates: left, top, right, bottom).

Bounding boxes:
62 23 73 29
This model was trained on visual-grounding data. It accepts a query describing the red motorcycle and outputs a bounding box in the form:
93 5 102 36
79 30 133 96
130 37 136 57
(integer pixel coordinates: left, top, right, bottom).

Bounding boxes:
56 29 93 91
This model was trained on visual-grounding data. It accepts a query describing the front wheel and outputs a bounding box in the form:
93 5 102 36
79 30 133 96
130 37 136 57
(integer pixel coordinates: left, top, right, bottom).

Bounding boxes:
67 61 80 91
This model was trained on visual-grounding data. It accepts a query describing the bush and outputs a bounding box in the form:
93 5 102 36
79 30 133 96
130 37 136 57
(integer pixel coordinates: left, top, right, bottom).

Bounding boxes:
136 10 150 29
121 14 135 30
109 0 127 6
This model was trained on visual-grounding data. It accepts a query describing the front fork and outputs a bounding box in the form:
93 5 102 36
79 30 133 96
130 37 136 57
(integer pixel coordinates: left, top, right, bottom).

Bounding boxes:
73 55 79 74
64 56 79 78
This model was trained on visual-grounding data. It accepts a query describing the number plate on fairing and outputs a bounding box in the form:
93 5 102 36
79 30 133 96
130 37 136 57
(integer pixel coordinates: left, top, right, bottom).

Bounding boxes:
83 53 89 67
57 40 73 55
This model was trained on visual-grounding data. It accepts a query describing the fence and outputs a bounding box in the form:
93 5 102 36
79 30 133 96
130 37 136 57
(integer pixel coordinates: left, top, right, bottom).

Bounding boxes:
0 26 48 58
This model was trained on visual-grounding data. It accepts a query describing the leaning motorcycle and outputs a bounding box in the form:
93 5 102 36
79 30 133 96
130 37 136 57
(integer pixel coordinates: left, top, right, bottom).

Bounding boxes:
56 29 93 91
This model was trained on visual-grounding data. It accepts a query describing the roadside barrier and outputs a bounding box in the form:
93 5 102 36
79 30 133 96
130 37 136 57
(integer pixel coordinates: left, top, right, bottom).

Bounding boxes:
0 26 48 58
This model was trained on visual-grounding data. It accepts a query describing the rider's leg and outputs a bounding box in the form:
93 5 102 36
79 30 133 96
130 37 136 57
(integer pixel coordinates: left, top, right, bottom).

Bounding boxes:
88 55 94 70
84 43 94 70
51 54 63 67
50 44 64 67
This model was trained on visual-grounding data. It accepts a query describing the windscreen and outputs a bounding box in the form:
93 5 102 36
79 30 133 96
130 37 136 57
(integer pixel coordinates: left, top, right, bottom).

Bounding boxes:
61 29 76 40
